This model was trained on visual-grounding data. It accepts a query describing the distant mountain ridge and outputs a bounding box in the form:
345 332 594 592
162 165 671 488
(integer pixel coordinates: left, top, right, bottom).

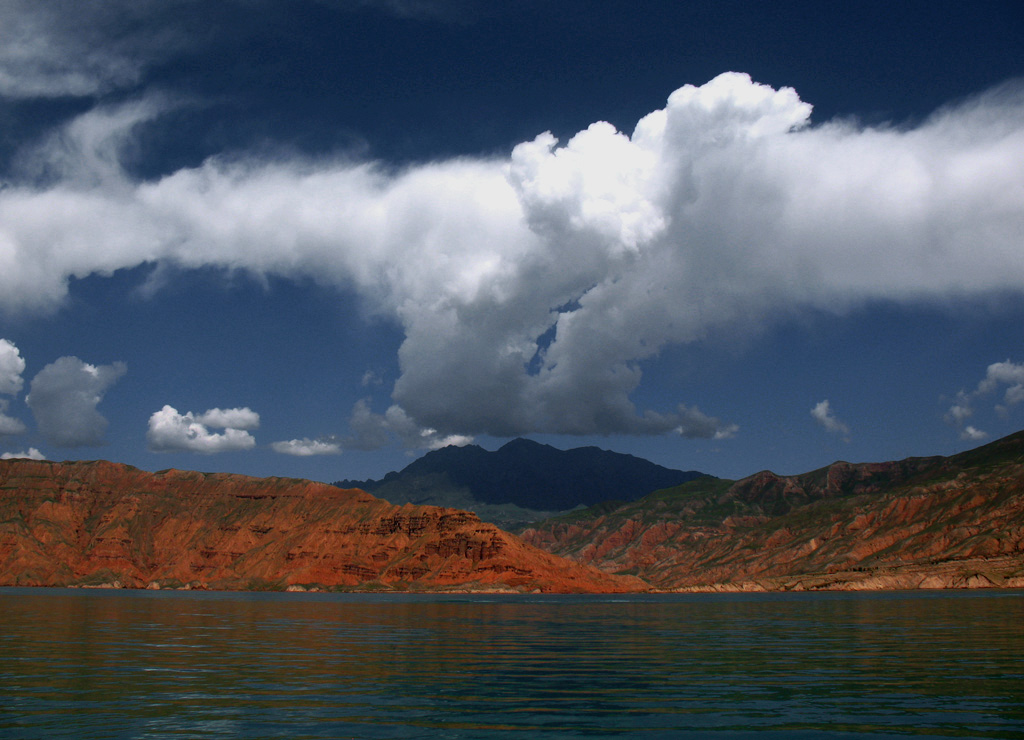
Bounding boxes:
335 438 708 525
2 432 1023 593
519 430 1024 591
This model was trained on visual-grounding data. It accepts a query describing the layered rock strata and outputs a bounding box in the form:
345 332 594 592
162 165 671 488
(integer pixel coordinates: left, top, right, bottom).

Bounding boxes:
0 460 644 593
520 431 1024 591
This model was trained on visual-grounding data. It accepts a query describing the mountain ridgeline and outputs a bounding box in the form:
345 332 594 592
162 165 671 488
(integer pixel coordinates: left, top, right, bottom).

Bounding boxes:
518 430 1024 591
1 432 1024 592
334 438 708 526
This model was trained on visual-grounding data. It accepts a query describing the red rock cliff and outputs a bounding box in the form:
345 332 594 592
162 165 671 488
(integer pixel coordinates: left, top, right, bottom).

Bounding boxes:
520 431 1024 591
0 459 645 593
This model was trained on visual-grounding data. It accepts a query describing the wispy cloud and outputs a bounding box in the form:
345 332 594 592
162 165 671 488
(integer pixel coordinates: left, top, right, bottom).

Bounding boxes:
945 360 1024 439
0 0 201 99
0 0 480 101
360 370 384 387
342 0 482 23
811 399 850 440
271 437 343 456
342 399 474 451
673 405 738 440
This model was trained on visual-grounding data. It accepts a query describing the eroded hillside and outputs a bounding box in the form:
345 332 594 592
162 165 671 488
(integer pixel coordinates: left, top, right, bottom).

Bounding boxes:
519 432 1024 591
0 459 644 593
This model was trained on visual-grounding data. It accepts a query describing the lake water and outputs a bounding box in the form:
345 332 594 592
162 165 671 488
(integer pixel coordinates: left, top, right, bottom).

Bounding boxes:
1 588 1023 739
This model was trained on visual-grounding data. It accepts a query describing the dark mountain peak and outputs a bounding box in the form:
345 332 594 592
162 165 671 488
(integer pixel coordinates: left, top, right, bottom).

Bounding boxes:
336 438 709 512
497 438 551 453
403 442 490 473
435 442 486 454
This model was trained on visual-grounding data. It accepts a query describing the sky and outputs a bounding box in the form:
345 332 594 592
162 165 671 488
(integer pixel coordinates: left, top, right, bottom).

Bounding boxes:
0 0 1023 483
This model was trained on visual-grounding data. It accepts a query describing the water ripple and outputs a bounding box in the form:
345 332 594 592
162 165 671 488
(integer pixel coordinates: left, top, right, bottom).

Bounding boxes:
1 589 1022 738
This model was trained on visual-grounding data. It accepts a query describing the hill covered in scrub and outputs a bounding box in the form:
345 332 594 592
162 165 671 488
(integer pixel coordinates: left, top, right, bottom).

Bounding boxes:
0 459 643 593
518 431 1024 591
335 437 707 528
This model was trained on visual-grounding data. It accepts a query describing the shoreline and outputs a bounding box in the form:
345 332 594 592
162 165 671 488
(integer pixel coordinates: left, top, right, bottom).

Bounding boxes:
5 556 1024 595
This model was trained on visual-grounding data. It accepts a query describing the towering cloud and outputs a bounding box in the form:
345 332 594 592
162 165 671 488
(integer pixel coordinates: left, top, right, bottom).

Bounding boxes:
26 357 127 447
0 339 27 438
0 339 26 395
1 73 1023 445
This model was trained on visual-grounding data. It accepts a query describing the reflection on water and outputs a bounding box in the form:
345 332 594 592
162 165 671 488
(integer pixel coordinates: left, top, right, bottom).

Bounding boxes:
1 588 1023 738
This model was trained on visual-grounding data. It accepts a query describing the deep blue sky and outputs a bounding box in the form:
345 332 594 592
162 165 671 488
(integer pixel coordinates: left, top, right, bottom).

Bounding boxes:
1 0 1022 481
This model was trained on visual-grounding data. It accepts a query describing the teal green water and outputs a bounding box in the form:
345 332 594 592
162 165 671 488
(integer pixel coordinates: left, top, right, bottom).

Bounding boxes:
1 588 1022 738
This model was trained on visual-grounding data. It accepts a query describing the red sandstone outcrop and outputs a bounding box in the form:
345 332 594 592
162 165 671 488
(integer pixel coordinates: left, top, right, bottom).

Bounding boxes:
0 459 645 593
519 431 1024 591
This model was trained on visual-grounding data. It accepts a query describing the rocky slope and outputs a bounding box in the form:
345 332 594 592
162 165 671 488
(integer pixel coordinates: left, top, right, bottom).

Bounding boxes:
519 431 1024 591
336 437 706 528
0 459 644 593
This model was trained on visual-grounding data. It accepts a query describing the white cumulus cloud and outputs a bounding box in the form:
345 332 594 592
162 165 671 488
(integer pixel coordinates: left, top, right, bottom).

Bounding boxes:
1 73 1024 444
26 357 126 447
1 447 46 460
195 407 260 430
147 405 259 454
271 438 343 456
0 339 26 396
811 399 850 439
0 399 27 437
946 391 975 427
978 360 1024 411
0 339 28 437
946 360 1024 439
961 425 988 442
